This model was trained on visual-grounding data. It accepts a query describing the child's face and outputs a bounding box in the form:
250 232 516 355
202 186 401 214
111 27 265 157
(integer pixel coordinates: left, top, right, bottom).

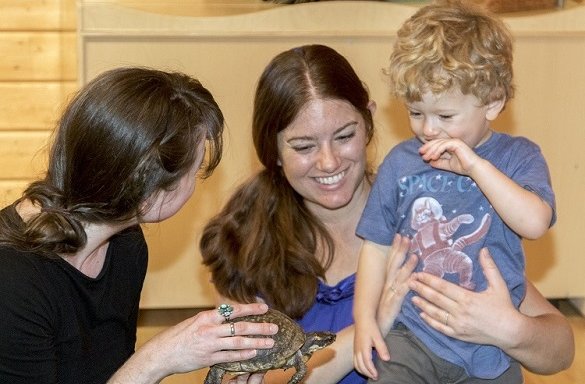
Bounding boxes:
405 89 501 148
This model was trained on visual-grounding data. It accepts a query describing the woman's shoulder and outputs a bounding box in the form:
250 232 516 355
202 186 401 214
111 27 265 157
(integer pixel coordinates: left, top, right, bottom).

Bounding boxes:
0 245 48 276
0 246 58 313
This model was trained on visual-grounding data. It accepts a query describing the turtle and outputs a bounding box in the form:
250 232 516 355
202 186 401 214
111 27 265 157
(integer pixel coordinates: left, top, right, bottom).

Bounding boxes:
204 308 336 384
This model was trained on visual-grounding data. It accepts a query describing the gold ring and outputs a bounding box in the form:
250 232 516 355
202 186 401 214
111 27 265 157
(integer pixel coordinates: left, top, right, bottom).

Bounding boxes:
444 312 450 326
229 322 235 337
390 285 397 294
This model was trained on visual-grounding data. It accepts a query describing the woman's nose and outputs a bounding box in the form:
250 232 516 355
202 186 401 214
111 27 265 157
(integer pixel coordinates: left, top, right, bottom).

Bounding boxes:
317 145 340 172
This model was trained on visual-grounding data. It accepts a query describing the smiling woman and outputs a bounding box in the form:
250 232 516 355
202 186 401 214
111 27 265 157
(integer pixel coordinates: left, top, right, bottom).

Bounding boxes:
199 44 380 384
276 98 371 212
201 44 375 319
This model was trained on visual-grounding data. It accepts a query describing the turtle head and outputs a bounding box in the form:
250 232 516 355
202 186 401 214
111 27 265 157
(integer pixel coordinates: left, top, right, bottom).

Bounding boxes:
301 332 336 355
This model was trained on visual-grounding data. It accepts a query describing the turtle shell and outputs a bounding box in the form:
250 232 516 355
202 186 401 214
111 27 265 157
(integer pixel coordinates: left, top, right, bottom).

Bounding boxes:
214 308 306 372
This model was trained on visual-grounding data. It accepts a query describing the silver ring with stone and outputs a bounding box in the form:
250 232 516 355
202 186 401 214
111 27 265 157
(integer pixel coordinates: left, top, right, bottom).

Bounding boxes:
218 303 234 321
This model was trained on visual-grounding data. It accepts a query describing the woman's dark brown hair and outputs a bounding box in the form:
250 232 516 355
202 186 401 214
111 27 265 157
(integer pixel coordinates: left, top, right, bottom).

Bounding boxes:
200 45 373 318
0 67 223 257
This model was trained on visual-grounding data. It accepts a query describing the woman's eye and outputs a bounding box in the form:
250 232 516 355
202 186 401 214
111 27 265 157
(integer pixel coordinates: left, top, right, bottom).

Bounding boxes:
336 131 356 142
292 144 314 153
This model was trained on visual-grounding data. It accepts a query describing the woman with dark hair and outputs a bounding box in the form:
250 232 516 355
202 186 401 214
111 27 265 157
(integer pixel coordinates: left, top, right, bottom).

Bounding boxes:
200 44 574 384
0 67 276 384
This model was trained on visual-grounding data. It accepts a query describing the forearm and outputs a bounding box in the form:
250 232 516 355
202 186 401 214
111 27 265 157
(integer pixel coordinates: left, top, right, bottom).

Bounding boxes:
471 158 552 239
503 283 575 374
502 311 574 374
107 341 169 384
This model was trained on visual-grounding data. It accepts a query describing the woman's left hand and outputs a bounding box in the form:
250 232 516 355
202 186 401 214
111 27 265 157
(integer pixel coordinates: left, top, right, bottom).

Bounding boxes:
408 248 520 347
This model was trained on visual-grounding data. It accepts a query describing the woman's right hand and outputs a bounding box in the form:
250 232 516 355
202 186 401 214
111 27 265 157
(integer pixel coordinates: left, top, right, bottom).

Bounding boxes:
108 303 278 384
161 303 278 373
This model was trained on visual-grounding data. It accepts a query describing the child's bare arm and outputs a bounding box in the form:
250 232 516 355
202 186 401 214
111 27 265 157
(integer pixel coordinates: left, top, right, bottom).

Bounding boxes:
469 156 552 239
420 138 552 239
353 240 390 379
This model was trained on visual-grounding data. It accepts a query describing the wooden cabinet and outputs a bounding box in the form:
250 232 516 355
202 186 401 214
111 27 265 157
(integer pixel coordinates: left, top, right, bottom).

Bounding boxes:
3 0 584 308
0 0 76 204
78 0 585 308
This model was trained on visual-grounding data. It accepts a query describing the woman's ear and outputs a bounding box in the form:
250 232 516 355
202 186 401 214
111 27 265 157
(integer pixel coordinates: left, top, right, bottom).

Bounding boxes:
486 98 506 121
368 100 377 115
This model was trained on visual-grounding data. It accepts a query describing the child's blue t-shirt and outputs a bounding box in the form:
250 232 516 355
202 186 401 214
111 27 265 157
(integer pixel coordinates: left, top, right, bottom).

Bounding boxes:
356 132 555 379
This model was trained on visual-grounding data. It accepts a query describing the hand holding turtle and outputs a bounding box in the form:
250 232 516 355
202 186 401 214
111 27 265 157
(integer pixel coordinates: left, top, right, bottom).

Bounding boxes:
205 308 335 384
108 303 277 384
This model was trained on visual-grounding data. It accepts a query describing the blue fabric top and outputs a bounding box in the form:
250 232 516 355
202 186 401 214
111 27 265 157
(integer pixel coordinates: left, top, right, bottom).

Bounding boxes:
297 274 367 384
356 132 555 379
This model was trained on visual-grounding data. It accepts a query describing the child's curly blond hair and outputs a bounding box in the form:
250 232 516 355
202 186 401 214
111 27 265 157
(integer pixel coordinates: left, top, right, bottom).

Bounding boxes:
388 0 515 106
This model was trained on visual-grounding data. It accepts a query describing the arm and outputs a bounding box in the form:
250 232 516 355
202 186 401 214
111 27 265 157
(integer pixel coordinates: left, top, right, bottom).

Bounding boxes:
409 248 574 374
508 280 575 374
107 303 277 384
420 138 552 239
352 240 390 380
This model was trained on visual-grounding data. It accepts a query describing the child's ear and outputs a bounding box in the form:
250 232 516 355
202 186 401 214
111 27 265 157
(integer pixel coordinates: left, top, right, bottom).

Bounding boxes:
486 98 506 121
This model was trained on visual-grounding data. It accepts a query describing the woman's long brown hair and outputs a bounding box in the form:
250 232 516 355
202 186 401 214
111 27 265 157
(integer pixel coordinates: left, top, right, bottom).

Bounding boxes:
200 45 373 318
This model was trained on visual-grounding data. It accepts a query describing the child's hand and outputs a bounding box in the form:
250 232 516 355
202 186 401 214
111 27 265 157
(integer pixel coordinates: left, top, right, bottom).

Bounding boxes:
353 320 388 380
419 138 481 176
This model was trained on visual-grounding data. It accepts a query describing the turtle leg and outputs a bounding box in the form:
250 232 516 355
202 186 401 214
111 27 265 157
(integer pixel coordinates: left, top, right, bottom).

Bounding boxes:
288 351 307 384
203 367 225 384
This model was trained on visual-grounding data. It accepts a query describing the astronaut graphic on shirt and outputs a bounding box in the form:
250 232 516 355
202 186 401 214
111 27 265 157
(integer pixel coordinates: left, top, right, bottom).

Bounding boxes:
409 196 491 290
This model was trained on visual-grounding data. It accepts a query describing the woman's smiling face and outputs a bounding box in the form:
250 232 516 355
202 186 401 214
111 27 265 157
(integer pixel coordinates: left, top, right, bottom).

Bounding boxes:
277 98 370 212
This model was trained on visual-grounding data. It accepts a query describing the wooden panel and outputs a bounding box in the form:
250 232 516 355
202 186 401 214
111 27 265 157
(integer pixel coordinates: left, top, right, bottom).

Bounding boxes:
0 132 50 179
473 0 560 12
0 32 77 81
509 36 585 298
0 0 76 31
112 0 277 17
0 82 77 130
79 1 585 307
